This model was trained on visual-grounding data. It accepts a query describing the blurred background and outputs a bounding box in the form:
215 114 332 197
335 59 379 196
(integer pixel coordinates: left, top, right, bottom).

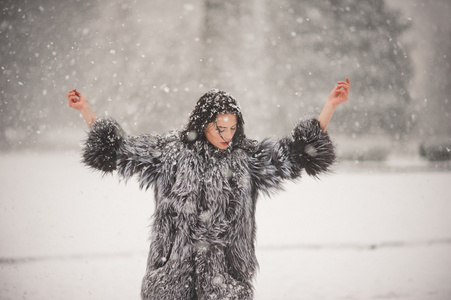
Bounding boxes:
0 0 450 162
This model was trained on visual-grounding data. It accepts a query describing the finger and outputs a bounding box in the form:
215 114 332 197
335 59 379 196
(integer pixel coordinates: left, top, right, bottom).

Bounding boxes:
337 82 350 90
337 81 350 87
67 90 77 97
342 83 350 92
337 78 350 84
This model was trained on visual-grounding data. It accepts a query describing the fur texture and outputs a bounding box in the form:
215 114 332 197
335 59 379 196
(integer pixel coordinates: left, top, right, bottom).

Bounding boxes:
82 117 335 299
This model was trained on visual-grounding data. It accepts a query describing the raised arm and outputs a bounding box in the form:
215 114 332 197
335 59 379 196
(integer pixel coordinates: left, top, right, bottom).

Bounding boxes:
249 78 350 194
67 89 171 186
318 77 350 132
67 89 97 129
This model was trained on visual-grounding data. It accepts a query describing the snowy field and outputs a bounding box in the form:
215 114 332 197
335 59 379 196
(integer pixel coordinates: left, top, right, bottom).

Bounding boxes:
1 151 451 300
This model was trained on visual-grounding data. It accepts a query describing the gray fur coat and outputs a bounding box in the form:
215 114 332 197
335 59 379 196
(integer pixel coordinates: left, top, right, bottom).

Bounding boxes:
82 117 335 299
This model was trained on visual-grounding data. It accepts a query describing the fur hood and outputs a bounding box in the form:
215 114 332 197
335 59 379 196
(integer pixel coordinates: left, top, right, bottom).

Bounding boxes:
82 116 335 299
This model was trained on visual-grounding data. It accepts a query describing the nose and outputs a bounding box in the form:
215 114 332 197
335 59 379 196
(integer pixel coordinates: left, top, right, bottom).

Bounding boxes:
222 130 233 142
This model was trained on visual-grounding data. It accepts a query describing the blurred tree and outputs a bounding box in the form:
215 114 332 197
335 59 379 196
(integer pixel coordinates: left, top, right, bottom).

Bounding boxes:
263 0 413 138
420 2 451 137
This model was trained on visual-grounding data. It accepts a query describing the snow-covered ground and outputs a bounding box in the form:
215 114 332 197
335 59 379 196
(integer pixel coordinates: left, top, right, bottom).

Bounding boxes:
1 151 450 300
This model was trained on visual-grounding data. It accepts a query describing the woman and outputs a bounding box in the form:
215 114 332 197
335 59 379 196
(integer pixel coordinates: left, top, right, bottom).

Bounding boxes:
67 78 350 299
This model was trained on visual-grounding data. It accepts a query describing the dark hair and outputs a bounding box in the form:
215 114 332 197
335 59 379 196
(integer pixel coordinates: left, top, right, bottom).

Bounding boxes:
181 89 246 147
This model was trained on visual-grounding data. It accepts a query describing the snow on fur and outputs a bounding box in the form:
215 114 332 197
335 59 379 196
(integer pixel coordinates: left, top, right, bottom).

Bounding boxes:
82 115 335 300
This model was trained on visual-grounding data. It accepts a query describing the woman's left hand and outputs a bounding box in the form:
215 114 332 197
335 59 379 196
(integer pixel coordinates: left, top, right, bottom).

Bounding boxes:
327 77 350 108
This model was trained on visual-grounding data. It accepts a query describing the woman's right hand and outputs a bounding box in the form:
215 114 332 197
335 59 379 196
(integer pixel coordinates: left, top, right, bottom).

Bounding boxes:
67 89 88 111
67 89 97 128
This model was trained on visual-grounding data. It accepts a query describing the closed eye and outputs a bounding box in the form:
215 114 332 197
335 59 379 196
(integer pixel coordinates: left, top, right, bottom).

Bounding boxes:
218 124 237 131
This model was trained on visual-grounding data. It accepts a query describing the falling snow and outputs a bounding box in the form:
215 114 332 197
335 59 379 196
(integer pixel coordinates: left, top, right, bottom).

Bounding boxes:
0 0 450 299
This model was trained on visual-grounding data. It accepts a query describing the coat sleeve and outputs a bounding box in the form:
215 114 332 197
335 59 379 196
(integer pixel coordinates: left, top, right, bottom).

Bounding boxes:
249 118 335 194
82 118 165 188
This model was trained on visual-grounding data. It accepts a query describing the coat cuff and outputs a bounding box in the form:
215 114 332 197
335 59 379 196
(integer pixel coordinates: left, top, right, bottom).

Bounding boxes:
82 118 125 173
291 118 335 176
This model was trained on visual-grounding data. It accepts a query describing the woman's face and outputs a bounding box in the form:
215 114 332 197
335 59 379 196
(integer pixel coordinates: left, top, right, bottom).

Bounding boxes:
204 113 237 149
